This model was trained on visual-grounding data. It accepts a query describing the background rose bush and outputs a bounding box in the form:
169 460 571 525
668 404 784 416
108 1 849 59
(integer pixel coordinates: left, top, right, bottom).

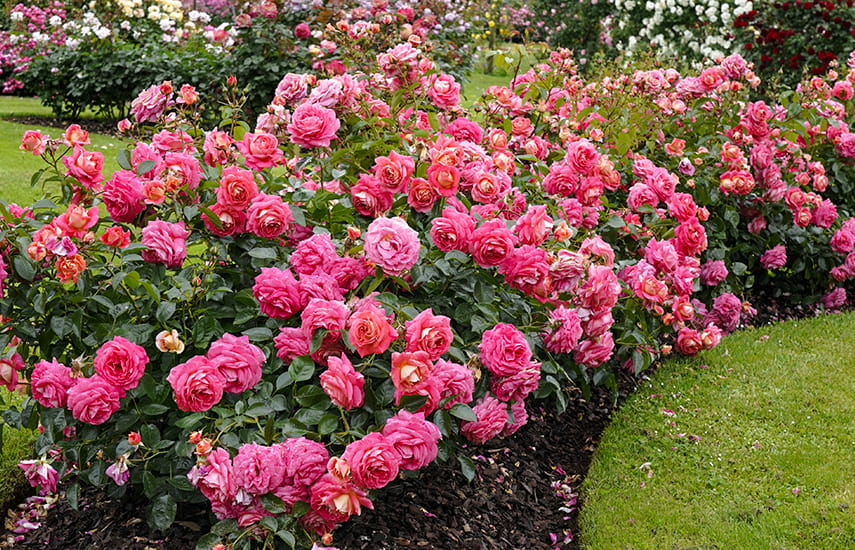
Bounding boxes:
1 26 855 550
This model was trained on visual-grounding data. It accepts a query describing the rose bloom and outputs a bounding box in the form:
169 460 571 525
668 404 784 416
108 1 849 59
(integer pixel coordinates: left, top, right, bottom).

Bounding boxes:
19 459 58 494
404 308 453 361
373 150 414 194
93 336 149 392
347 303 397 357
131 83 171 123
350 174 394 218
427 74 460 109
291 233 338 276
577 265 621 311
573 332 615 368
821 287 847 309
67 376 122 425
55 254 86 284
141 220 189 269
63 145 104 190
288 103 341 148
188 447 236 505
705 292 742 334
309 473 373 522
479 323 532 377
513 205 553 246
674 217 708 256
543 306 583 354
469 219 516 267
233 443 286 495
363 217 421 276
246 193 293 239
460 395 509 445
381 410 441 471
390 351 433 393
0 353 24 391
156 329 185 353
30 358 75 408
237 132 284 170
203 129 236 167
498 245 552 299
207 333 265 394
320 354 364 409
491 362 541 402
430 207 475 252
167 355 226 412
301 298 350 337
426 163 460 197
760 245 787 270
407 177 439 213
203 203 247 237
501 400 529 437
433 359 474 408
542 162 580 197
20 130 47 155
216 166 259 208
341 432 400 489
99 226 130 248
253 267 303 319
675 327 703 356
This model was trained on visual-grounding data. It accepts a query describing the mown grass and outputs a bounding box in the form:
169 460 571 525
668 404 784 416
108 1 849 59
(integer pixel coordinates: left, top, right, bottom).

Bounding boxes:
580 312 855 549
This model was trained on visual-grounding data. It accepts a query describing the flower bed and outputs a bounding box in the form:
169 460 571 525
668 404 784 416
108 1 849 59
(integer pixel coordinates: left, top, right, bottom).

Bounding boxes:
1 37 854 550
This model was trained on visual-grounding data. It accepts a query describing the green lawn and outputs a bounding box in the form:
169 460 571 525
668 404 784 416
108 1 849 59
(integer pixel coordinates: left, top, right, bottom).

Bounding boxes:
580 312 855 549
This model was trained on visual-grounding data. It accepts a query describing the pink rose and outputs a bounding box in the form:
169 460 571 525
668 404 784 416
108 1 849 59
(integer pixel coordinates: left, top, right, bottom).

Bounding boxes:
274 327 310 362
699 260 728 286
430 207 475 252
18 459 58 494
93 336 149 392
30 359 75 408
203 203 247 237
543 306 583 354
821 287 847 309
577 265 621 311
291 233 338 276
760 245 787 270
565 139 600 176
364 217 421 276
203 129 236 167
674 217 707 256
381 410 442 470
233 443 286 495
301 298 350 338
246 193 293 239
216 166 258 208
351 174 394 218
188 447 235 504
433 359 474 408
320 354 365 410
20 130 47 156
167 355 226 412
498 245 551 299
404 309 453 361
141 220 189 269
479 323 532 377
491 363 541 402
427 74 460 109
390 351 433 394
347 304 397 357
0 353 25 391
573 332 615 368
207 333 265 394
513 205 553 246
67 376 123 425
253 267 303 319
705 293 742 334
131 83 172 123
830 226 855 254
341 432 400 489
542 162 580 197
675 327 703 356
100 226 131 248
294 22 311 38
501 401 528 436
237 132 283 170
62 146 104 190
373 150 414 194
469 219 516 267
460 395 509 445
278 437 329 490
309 473 373 522
287 103 341 148
408 177 439 213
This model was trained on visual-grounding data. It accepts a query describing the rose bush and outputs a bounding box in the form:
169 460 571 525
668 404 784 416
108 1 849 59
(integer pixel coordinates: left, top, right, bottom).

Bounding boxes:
2 38 855 550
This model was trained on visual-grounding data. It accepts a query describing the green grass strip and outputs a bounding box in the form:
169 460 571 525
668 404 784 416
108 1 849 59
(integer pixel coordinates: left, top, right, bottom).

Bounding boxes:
580 312 855 549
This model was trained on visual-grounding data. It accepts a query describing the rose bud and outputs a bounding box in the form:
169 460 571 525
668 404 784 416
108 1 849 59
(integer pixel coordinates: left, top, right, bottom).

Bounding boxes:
128 431 141 446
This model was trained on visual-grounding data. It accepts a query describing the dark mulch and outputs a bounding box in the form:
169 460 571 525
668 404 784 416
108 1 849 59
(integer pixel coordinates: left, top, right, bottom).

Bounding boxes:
3 375 635 550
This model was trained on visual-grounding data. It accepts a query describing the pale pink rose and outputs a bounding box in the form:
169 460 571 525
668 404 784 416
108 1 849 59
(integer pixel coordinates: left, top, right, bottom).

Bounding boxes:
430 207 475 252
20 130 47 155
301 298 350 337
341 432 400 489
700 260 728 286
579 236 616 266
381 410 441 470
543 306 583 354
93 336 149 392
237 132 284 170
142 220 189 269
460 395 509 445
216 166 258 208
320 354 364 410
167 355 226 412
404 309 453 361
62 146 104 190
246 193 293 239
274 327 310 363
0 353 24 391
760 245 787 270
188 447 236 504
573 332 615 368
233 443 286 495
253 267 302 319
433 359 474 408
288 104 341 148
275 73 309 103
479 323 532 377
427 74 460 109
30 359 75 408
291 233 338 276
491 362 541 402
19 459 59 494
469 219 516 267
364 217 421 276
309 473 373 522
347 304 397 357
207 333 265 394
67 376 123 425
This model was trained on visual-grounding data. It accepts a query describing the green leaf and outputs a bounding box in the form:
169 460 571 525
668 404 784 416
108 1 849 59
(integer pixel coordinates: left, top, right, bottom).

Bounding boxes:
140 424 160 447
195 532 221 550
457 455 476 482
291 500 310 518
66 481 80 510
731 262 748 276
277 530 296 548
50 317 74 339
116 148 132 171
156 302 177 324
12 255 35 282
260 493 287 514
287 355 315 382
175 412 205 429
289 203 306 227
248 247 277 259
140 404 169 416
147 494 177 531
317 413 339 435
449 403 477 422
309 328 327 354
241 327 273 341
199 205 224 230
137 160 157 176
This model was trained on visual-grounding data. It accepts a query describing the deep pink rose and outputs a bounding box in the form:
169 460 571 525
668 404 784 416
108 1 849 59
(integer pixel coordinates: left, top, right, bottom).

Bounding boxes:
0 353 24 391
141 220 189 269
460 395 509 445
273 327 310 363
30 359 74 408
542 162 580 197
19 459 58 494
373 150 414 194
674 217 707 256
216 166 259 208
760 245 787 270
347 304 397 357
237 132 283 170
67 376 122 425
167 355 226 411
188 447 235 504
491 363 541 402
203 203 247 236
675 327 703 356
341 432 400 489
253 267 303 319
320 354 364 409
700 260 728 286
404 309 453 361
498 245 551 299
207 333 265 394
543 306 583 354
287 103 341 148
131 83 172 123
381 410 442 470
351 174 395 218
705 292 742 334
433 359 474 409
430 207 476 252
469 219 516 267
233 443 286 495
427 74 461 109
364 217 421 276
821 287 847 309
246 193 293 239
479 323 531 377
93 336 149 392
291 233 338 276
278 437 329 490
577 265 621 311
294 22 311 38
301 298 350 337
309 473 373 522
103 170 146 223
573 332 615 368
501 401 529 437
